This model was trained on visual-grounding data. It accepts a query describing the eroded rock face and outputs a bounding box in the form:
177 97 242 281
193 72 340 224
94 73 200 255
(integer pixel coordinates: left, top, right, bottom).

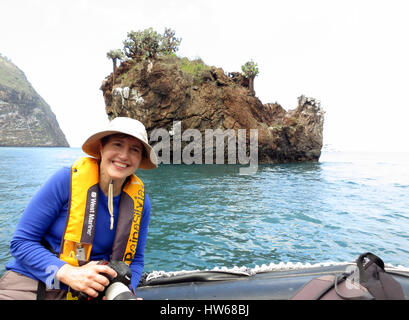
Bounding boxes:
100 57 324 164
0 56 69 147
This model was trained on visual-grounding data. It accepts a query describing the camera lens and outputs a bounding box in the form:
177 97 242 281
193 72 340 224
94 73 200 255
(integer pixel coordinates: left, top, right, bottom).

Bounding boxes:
105 282 137 300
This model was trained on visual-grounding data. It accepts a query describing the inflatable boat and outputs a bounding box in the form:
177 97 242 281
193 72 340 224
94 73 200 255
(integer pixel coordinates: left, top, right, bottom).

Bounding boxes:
134 261 409 300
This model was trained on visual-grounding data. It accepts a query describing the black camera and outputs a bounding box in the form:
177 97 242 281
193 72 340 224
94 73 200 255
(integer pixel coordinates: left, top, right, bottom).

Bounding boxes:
78 260 137 300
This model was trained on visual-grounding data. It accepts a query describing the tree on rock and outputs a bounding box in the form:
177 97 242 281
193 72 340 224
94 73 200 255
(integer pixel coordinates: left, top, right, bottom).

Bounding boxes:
107 49 125 84
123 28 160 60
241 60 259 96
106 27 182 86
160 28 182 55
122 27 181 60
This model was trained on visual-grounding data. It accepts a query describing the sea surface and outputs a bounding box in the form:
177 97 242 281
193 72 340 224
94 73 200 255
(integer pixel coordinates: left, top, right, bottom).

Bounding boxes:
0 147 408 276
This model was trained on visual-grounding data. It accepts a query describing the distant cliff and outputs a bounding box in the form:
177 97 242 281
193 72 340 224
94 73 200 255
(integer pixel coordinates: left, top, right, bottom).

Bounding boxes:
100 55 324 164
0 55 69 147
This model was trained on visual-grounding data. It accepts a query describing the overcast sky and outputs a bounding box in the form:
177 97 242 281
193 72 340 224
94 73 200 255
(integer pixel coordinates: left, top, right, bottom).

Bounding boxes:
1 0 408 151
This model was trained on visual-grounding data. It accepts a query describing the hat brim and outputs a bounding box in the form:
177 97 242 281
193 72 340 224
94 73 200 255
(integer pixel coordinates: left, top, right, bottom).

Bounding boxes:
82 130 158 170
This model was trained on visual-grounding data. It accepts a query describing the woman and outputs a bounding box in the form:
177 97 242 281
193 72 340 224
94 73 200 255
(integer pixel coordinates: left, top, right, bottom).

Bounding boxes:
0 117 157 300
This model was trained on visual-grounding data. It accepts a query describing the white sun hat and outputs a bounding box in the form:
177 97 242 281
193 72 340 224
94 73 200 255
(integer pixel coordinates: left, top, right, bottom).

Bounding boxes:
82 117 158 169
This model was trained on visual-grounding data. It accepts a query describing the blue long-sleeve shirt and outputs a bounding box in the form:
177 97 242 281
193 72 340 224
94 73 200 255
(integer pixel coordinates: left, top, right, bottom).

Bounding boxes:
6 166 150 292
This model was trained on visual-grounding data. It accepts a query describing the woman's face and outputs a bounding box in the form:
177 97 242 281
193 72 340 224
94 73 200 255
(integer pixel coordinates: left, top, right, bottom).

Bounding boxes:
99 134 143 182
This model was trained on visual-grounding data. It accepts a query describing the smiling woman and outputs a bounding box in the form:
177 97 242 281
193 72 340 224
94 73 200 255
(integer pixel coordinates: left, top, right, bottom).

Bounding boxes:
98 134 145 232
0 117 158 300
99 134 144 196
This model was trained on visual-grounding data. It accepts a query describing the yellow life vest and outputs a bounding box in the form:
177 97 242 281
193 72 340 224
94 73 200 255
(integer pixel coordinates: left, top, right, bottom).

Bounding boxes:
59 157 145 266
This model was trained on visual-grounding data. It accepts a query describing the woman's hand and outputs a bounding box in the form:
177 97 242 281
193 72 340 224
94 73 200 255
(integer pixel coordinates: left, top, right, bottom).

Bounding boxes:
56 261 117 298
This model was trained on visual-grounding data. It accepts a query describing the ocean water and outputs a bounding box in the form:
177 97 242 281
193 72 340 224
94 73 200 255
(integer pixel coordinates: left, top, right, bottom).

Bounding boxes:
0 147 408 276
